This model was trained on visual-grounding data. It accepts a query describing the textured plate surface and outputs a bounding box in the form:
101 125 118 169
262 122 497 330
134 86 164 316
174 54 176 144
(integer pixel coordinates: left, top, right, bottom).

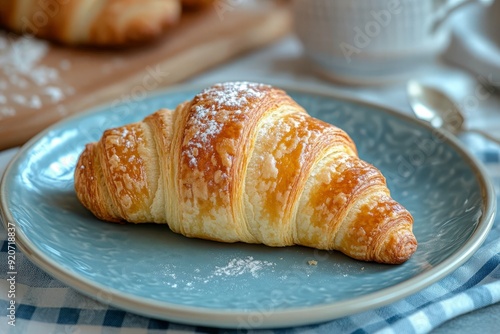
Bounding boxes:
0 83 495 329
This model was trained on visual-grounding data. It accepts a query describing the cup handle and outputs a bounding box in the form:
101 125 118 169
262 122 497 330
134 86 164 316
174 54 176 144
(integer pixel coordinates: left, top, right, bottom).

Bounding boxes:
431 0 494 32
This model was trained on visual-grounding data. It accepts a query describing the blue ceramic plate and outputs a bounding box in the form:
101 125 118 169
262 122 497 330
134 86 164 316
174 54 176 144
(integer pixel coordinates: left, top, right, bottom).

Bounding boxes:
0 83 495 329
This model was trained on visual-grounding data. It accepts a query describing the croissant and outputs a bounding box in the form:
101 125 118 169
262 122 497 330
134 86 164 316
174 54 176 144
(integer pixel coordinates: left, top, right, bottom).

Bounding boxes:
74 82 417 264
182 0 215 10
0 0 180 46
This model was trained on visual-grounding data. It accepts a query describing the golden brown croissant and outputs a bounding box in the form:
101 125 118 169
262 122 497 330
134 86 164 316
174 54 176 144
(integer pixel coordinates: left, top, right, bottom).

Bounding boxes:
0 0 180 46
74 82 417 264
182 0 214 10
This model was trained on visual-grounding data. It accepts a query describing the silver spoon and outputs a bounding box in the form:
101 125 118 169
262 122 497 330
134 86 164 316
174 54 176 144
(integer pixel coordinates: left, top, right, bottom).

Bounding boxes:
407 80 500 145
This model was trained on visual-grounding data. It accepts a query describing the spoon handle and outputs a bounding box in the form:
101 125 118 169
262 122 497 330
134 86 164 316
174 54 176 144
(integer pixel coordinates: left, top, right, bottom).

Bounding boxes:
467 128 500 145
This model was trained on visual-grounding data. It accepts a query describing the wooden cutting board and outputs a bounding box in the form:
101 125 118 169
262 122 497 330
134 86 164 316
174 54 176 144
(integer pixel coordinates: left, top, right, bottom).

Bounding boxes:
0 1 291 150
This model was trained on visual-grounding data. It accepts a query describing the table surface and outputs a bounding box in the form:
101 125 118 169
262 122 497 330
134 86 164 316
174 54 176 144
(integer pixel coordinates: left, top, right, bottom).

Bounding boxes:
1 4 500 333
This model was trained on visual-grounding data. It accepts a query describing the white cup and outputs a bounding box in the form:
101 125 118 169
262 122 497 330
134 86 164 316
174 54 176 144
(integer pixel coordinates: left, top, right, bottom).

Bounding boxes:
292 0 493 85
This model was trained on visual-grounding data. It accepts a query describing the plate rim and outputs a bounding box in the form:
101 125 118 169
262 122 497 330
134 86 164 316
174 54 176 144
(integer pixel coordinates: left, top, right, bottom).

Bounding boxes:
1 81 496 329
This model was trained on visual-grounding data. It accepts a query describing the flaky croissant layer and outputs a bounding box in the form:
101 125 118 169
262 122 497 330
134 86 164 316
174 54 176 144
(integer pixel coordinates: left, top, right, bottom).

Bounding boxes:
75 82 417 264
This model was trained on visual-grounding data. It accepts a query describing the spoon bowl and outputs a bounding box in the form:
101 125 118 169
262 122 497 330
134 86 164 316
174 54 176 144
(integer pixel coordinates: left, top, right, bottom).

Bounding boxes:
407 80 500 144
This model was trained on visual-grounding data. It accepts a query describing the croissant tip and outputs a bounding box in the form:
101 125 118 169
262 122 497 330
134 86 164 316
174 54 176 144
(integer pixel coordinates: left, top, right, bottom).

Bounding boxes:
378 229 418 264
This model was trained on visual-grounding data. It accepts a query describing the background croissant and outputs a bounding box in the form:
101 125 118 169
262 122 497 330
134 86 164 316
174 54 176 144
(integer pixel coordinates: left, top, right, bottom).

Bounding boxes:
74 82 417 264
0 0 214 46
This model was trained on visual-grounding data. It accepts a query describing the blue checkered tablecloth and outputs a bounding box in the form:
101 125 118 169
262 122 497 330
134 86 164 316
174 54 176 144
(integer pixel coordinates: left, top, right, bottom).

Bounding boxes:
0 135 499 334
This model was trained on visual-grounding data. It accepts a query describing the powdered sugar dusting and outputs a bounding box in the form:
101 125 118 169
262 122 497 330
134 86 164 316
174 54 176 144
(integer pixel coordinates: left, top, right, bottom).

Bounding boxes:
193 104 223 143
153 257 277 290
183 82 270 168
203 81 268 111
213 256 274 278
0 32 74 119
